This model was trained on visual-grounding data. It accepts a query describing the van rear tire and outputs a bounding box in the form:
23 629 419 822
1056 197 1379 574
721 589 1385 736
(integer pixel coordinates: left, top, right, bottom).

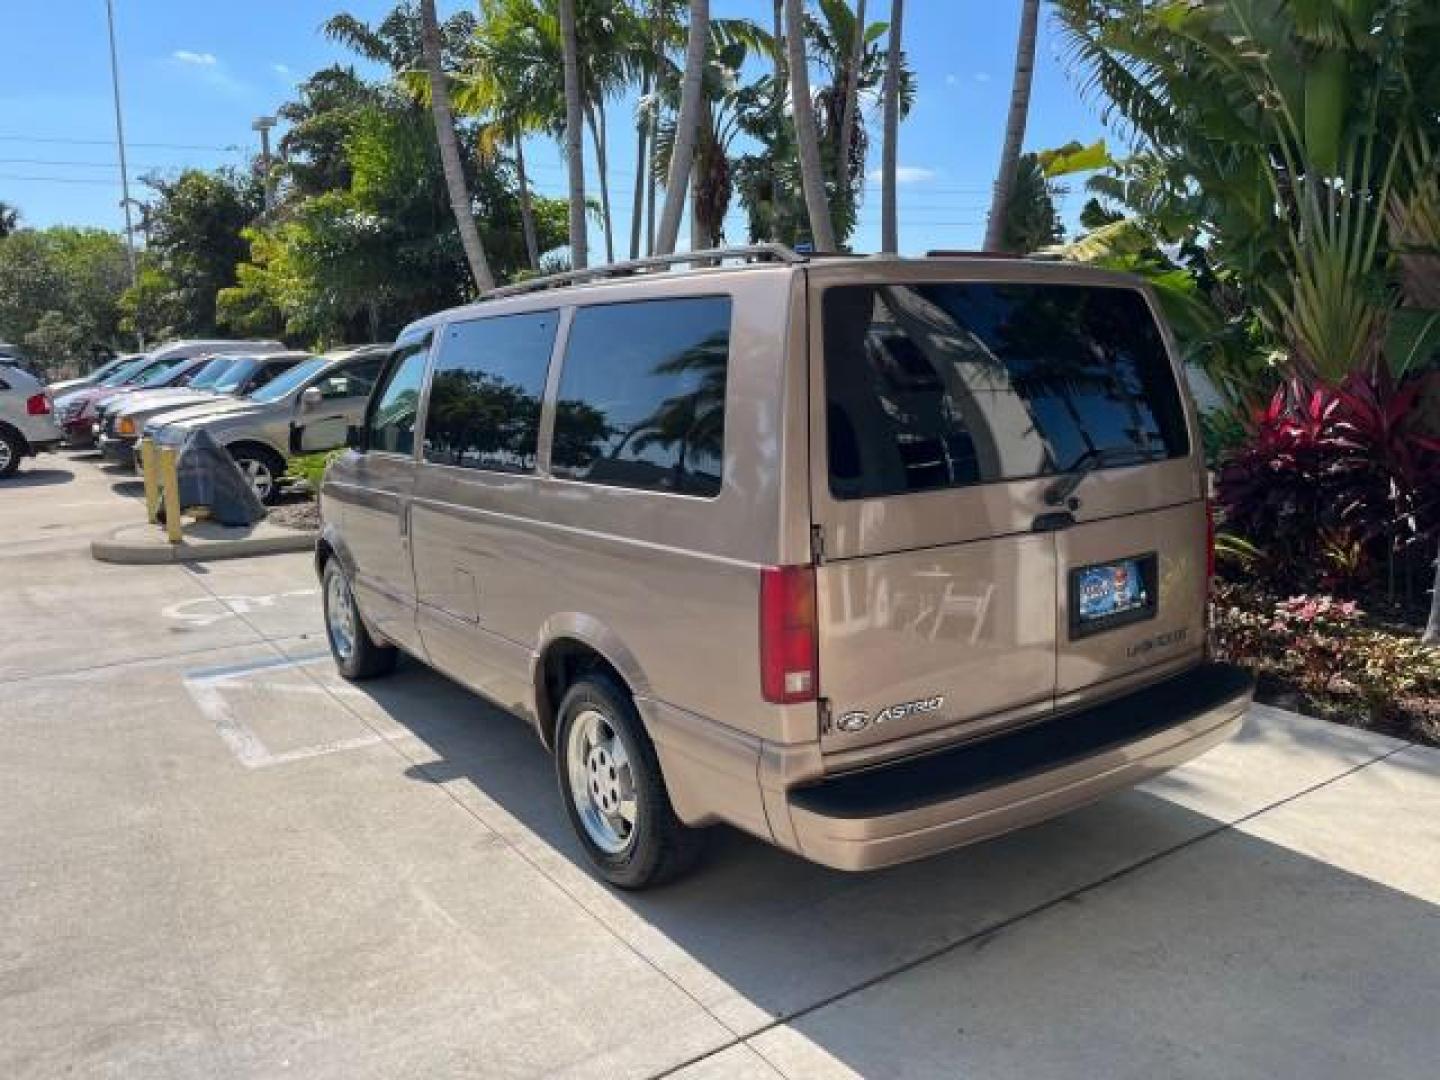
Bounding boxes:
322 558 397 680
555 674 705 889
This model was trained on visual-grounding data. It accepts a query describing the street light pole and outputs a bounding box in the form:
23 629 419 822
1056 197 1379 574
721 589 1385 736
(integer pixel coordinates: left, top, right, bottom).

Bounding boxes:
252 116 277 212
104 0 143 348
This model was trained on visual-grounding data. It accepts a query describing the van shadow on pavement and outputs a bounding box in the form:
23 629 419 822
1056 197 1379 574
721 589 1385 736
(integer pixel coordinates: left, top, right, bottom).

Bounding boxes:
335 660 1439 1079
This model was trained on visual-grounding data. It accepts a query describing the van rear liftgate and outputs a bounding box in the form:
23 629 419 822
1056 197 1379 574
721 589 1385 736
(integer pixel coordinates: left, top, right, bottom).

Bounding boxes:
806 266 1206 761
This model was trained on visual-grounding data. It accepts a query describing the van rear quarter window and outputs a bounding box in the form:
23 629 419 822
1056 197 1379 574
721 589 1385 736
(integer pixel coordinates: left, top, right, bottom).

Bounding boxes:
423 310 559 473
551 296 731 497
823 283 1189 500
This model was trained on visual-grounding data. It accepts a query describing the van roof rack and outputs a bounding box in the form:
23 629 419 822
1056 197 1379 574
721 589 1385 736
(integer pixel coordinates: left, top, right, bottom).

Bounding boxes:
482 244 805 301
925 249 1065 262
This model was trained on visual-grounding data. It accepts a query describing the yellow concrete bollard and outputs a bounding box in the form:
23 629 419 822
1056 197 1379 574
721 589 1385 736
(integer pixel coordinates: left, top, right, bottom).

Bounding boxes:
139 438 160 524
158 445 183 545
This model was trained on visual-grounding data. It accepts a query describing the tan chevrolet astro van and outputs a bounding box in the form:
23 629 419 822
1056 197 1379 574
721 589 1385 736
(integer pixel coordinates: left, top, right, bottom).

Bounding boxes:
316 246 1254 888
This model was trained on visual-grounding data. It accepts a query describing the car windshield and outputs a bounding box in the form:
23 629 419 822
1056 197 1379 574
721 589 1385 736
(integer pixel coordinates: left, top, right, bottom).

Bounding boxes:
185 357 237 390
138 358 197 388
212 357 266 393
247 356 328 403
99 356 153 386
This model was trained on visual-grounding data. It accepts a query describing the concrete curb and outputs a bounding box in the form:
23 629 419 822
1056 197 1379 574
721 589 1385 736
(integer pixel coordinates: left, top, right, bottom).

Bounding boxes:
91 521 316 565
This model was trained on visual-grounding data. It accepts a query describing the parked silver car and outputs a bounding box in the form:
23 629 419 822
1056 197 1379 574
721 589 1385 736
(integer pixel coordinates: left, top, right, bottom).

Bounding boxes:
0 362 63 478
147 345 388 502
98 352 309 464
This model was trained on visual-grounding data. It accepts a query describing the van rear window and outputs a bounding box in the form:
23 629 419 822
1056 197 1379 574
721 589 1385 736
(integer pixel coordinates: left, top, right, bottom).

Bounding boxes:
822 283 1189 500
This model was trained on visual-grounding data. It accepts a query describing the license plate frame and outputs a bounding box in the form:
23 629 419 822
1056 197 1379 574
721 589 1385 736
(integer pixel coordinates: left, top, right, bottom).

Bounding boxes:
1069 553 1158 639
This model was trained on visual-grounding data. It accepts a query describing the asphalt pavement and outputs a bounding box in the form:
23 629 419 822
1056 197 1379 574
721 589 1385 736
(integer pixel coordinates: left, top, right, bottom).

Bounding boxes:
2 452 1437 1079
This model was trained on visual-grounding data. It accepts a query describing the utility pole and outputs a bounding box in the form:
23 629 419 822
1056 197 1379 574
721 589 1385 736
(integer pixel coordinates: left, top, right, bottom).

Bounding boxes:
104 0 142 347
252 116 277 212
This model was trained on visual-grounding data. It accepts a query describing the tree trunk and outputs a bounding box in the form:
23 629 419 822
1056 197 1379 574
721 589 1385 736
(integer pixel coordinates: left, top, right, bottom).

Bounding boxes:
880 0 905 253
515 134 539 272
587 101 616 263
787 0 836 251
629 73 650 260
837 0 867 202
1424 540 1440 645
646 0 664 256
984 0 1040 252
656 0 710 256
559 0 588 269
419 0 494 291
770 0 790 244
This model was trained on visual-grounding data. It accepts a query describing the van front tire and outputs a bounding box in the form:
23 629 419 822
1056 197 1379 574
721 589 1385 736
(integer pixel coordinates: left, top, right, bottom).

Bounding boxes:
556 674 704 889
322 559 397 680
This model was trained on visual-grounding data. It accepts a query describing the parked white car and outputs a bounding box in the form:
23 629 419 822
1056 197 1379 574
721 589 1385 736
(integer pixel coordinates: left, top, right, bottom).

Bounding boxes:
0 362 63 478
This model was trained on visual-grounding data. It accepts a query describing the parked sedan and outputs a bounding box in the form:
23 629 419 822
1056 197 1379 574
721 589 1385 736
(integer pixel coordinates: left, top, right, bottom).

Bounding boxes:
147 345 388 503
97 352 308 464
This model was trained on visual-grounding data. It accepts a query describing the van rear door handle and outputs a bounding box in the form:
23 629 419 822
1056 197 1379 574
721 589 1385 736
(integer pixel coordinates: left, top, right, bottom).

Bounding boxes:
1031 511 1076 533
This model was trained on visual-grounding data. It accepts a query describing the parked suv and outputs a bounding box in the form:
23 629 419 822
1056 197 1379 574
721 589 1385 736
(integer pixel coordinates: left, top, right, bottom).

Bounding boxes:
148 345 388 503
316 249 1254 888
98 351 308 464
0 362 62 478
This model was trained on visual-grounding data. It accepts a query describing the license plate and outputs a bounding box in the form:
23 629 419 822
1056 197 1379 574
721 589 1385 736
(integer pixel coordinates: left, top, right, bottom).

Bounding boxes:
1071 554 1156 637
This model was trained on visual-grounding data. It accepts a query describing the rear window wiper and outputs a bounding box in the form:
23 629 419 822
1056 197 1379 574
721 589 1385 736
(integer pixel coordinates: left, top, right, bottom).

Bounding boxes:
1043 446 1156 507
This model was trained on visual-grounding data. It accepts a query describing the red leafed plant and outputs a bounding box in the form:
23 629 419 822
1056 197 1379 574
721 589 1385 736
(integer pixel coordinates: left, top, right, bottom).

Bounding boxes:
1216 370 1440 593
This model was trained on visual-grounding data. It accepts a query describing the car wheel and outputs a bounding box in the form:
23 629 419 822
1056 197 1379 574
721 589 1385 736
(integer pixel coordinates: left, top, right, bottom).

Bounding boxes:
229 445 285 505
322 558 397 680
0 428 22 478
556 674 705 889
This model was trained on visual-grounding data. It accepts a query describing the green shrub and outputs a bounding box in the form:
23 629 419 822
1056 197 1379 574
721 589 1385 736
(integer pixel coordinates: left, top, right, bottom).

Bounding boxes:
284 450 341 494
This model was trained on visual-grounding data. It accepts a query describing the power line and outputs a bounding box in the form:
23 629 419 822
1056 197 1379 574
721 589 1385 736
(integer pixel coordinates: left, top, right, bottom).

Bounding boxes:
0 172 148 186
0 133 241 151
0 156 202 171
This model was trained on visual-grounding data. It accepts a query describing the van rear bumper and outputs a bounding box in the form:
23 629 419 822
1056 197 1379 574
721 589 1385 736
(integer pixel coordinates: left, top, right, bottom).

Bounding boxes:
785 662 1253 871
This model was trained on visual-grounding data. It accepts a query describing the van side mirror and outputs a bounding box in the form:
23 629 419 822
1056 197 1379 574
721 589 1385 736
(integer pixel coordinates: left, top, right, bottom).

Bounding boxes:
300 386 323 413
346 424 366 451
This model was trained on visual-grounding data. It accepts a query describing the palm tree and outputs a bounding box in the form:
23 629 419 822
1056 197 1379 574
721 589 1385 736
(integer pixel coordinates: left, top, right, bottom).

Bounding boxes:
419 0 494 291
656 0 710 255
880 0 904 252
559 0 588 267
836 0 867 203
0 200 18 238
984 0 1041 252
786 0 836 250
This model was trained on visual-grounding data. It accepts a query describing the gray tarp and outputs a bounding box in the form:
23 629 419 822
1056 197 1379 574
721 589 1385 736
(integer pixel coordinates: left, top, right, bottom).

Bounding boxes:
159 428 267 526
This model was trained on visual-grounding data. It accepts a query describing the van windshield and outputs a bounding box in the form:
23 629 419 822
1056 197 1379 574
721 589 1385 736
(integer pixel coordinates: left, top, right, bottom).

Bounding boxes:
822 283 1189 500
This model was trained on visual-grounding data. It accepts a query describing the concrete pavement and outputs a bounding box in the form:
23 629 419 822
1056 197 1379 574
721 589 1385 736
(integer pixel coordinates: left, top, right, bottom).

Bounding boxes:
2 453 1437 1079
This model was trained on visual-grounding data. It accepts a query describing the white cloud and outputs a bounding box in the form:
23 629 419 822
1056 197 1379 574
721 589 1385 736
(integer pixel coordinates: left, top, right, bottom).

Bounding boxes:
172 50 217 66
867 166 936 185
945 73 958 86
974 72 992 83
271 62 291 75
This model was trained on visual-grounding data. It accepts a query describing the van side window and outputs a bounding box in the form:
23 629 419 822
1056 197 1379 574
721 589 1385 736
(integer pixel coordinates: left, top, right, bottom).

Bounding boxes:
823 284 1189 500
550 297 731 497
422 311 558 473
366 340 431 456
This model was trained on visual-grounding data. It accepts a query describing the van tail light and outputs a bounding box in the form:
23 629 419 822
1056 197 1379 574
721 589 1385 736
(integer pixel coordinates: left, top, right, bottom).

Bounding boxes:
760 565 818 704
26 393 51 416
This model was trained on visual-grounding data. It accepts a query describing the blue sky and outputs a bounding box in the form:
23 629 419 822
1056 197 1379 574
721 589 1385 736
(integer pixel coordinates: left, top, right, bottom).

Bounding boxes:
0 1 1108 256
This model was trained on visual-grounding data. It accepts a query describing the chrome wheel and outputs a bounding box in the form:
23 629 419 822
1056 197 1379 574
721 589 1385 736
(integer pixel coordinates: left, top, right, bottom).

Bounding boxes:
0 437 14 475
325 569 357 661
238 456 274 501
566 708 638 854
